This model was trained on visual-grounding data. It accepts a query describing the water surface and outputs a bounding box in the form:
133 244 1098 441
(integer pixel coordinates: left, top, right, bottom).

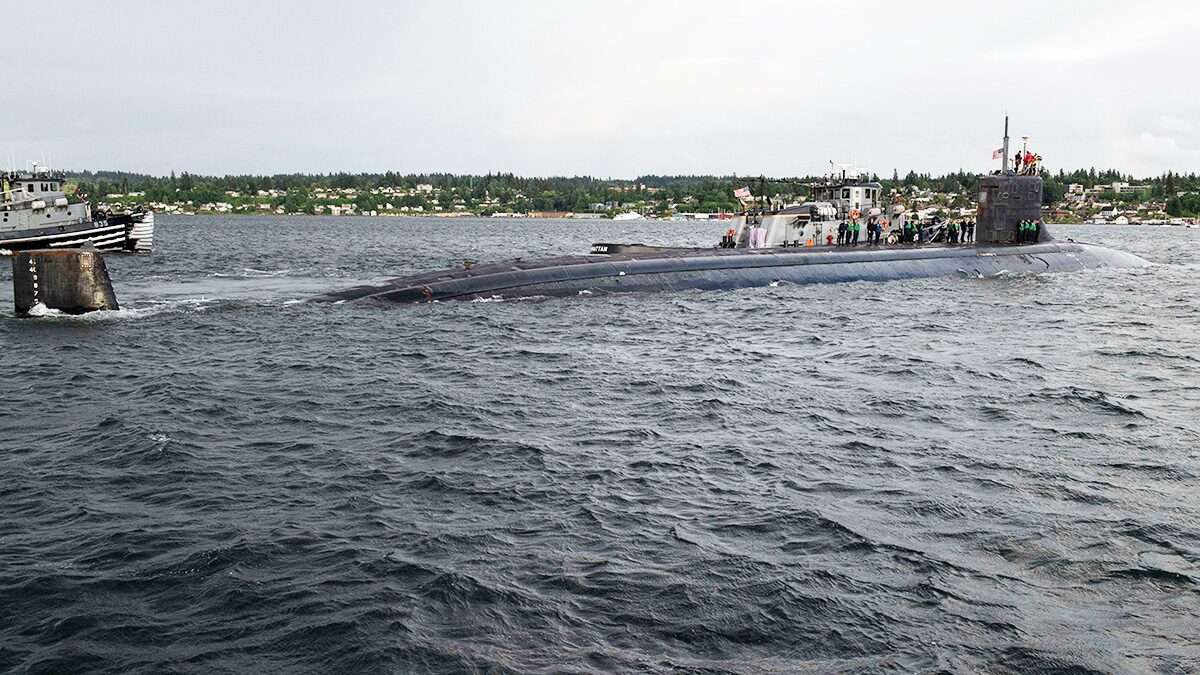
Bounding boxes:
1 217 1198 673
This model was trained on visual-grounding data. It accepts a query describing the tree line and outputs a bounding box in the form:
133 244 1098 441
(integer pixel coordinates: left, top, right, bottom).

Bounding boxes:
67 168 1200 216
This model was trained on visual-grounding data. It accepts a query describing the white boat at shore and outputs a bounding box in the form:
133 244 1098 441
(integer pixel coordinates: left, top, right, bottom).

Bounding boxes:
612 211 643 221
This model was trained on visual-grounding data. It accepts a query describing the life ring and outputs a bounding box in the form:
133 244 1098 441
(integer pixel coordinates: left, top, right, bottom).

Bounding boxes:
849 209 861 219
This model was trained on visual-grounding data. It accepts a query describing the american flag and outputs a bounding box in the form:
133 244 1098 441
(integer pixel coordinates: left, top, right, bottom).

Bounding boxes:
992 148 1004 160
733 186 752 200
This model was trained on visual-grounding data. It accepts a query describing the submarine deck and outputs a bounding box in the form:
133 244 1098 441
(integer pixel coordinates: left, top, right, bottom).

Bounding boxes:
311 240 1149 305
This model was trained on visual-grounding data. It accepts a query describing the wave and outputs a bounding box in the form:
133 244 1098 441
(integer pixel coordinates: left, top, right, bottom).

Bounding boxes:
23 302 66 317
12 297 227 322
1037 386 1149 418
210 268 294 279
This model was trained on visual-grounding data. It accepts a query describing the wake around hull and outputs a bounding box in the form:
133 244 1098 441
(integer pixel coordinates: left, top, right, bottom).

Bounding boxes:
0 212 154 254
312 241 1151 305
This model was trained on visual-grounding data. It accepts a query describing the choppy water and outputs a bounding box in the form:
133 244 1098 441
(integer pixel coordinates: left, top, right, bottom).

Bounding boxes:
2 216 1198 673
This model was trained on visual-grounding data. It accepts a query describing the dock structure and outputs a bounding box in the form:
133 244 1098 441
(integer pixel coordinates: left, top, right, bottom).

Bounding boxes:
12 247 119 316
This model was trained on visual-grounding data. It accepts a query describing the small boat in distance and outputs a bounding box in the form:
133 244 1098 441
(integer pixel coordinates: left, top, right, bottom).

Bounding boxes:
612 211 643 221
1 164 154 253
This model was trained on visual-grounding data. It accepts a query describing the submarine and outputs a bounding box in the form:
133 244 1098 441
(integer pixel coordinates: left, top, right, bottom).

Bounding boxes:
312 133 1149 306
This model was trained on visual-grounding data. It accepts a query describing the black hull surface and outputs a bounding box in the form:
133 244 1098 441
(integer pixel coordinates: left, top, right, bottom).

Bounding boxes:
312 241 1151 306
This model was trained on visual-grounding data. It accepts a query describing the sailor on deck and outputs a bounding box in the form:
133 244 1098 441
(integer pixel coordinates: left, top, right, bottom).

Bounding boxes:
737 223 752 248
1018 219 1038 243
748 222 767 248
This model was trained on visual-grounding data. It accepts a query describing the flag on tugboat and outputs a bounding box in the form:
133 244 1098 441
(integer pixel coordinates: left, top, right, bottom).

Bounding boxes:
992 148 1004 160
733 186 752 200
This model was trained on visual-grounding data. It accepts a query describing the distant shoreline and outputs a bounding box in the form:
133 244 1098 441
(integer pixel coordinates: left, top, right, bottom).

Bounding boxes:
148 213 1195 227
73 169 1200 226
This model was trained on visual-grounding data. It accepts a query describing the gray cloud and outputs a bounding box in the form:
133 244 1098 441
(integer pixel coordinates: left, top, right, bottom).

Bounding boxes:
5 0 1198 177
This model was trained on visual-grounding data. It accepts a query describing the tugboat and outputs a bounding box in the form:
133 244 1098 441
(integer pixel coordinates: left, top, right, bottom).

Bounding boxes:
311 120 1150 306
1 164 154 253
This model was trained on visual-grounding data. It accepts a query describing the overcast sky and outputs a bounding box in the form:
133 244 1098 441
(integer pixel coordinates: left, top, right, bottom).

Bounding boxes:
5 1 1199 178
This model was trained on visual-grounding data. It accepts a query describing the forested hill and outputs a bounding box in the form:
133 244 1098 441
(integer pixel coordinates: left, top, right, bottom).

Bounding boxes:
62 168 1200 218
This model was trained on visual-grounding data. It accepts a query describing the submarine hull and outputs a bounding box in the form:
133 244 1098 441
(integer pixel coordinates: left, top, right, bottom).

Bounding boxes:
311 241 1150 305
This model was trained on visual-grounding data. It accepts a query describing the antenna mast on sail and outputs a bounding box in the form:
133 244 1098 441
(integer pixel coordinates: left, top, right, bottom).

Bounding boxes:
1001 115 1010 174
